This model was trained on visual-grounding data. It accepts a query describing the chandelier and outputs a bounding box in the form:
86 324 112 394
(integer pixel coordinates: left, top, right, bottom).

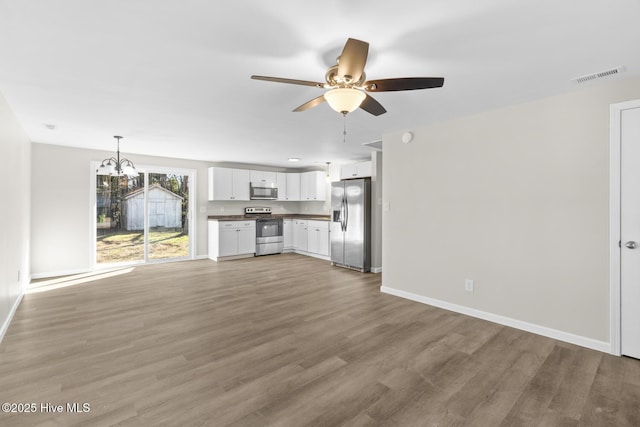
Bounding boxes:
96 136 138 177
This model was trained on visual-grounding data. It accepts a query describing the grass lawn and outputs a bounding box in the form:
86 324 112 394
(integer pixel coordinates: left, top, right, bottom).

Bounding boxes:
97 230 189 264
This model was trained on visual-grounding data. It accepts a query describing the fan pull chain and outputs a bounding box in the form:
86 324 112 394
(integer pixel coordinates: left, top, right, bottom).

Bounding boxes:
343 112 347 143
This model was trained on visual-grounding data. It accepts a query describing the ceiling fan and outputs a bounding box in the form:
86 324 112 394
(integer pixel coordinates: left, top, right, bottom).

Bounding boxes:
251 38 444 116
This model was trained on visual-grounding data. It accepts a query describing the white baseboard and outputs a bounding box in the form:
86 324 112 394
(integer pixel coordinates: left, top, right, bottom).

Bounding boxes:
292 250 330 261
371 267 382 273
209 253 254 262
380 286 611 354
0 291 24 344
31 267 92 280
32 256 208 280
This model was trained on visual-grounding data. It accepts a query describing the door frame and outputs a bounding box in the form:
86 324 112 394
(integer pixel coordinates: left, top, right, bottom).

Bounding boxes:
609 98 640 356
90 163 196 268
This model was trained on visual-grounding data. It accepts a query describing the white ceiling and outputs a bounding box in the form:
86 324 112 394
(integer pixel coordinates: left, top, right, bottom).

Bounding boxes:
1 0 639 168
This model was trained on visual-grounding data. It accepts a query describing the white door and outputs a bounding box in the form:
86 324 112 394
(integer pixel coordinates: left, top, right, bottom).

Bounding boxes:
620 105 640 359
238 226 257 255
219 228 238 257
94 168 193 265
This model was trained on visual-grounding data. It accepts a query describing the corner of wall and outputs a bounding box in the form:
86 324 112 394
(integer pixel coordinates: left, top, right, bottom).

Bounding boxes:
0 89 31 343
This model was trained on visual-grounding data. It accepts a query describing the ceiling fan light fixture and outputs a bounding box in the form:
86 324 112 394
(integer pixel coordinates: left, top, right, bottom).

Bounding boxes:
324 88 366 114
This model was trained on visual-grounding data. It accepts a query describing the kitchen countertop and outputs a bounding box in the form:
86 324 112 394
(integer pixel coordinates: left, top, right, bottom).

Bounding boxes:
207 214 330 221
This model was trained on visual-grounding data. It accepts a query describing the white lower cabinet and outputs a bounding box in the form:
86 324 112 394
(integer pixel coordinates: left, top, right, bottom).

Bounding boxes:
307 220 329 257
208 220 256 261
210 217 329 262
283 219 293 250
293 220 308 252
286 218 330 259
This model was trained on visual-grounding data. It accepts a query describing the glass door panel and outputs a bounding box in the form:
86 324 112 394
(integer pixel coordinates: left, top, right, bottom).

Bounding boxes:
147 172 190 260
96 173 145 264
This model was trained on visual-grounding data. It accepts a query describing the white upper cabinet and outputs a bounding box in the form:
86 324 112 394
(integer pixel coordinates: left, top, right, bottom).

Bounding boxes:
250 170 277 185
286 173 301 201
277 172 288 201
208 167 326 202
208 167 250 201
300 171 326 201
340 161 372 180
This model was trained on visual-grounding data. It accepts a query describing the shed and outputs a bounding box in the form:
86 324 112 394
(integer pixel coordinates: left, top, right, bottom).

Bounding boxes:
122 184 184 231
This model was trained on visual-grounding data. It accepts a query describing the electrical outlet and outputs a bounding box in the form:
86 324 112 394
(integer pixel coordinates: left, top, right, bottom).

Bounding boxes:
465 279 474 292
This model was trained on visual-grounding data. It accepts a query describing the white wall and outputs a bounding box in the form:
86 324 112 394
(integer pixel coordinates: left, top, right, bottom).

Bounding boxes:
0 91 30 340
31 144 213 277
382 77 640 347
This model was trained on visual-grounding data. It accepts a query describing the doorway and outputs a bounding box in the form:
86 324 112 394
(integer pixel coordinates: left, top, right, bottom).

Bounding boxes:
610 99 640 358
93 166 194 266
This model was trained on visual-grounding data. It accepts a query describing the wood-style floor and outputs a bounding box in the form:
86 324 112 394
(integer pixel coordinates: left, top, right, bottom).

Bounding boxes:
1 254 639 426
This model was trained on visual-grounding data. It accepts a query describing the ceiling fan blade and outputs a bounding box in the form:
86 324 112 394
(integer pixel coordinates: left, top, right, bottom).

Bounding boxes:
337 38 369 84
251 75 325 88
364 77 444 92
293 95 327 112
359 94 386 116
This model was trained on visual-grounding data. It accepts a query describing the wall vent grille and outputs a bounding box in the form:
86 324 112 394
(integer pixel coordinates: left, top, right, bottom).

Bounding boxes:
572 66 625 84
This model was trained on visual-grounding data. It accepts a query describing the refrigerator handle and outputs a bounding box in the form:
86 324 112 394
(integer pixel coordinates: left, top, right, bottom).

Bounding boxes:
343 195 349 232
341 197 346 232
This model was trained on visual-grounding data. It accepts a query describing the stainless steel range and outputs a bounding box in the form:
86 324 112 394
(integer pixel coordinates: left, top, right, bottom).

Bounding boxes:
245 207 283 256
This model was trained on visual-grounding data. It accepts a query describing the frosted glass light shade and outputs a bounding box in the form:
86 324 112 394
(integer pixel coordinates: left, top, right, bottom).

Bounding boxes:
121 164 138 177
324 88 366 113
97 162 116 176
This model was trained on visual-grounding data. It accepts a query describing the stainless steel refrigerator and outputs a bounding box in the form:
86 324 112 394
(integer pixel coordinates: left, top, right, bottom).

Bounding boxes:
330 178 371 272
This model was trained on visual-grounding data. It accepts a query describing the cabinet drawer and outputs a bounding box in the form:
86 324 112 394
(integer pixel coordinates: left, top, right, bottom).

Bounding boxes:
308 220 328 230
220 220 256 229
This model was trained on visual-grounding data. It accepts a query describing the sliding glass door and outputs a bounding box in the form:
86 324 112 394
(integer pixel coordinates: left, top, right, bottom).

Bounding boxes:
96 173 146 264
95 166 193 266
146 172 190 261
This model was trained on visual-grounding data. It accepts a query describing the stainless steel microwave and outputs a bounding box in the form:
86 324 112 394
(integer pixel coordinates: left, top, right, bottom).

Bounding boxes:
250 182 278 200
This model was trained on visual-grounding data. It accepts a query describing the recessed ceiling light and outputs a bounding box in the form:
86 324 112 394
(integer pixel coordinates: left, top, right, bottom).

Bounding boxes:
43 123 56 130
288 157 301 162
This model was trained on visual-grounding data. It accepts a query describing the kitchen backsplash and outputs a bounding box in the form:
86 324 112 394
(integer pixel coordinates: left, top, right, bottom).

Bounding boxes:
207 199 330 216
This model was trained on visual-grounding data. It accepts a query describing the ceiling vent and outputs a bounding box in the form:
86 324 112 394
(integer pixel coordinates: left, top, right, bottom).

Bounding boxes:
571 66 625 84
363 139 382 150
